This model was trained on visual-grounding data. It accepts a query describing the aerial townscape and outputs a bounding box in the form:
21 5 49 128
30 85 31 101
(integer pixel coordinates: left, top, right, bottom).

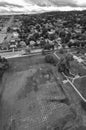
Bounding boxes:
0 10 86 130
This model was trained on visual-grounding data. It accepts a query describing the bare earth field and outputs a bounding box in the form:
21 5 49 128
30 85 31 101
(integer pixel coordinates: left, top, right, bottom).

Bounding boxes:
0 55 86 130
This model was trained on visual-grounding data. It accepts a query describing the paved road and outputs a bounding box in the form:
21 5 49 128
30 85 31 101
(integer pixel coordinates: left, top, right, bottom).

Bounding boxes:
0 48 54 59
0 48 56 59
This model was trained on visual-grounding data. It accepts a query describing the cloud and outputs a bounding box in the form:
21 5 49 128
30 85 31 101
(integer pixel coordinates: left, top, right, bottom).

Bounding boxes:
0 2 23 8
0 0 31 14
1 0 86 7
0 0 86 14
75 0 86 6
25 0 86 7
0 0 28 6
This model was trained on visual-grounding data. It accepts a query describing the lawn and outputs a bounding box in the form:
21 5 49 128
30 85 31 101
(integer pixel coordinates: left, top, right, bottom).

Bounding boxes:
74 76 86 99
8 55 45 72
70 60 86 76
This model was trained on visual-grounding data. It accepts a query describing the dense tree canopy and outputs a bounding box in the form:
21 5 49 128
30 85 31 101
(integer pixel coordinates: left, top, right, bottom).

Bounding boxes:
45 54 58 65
58 54 73 75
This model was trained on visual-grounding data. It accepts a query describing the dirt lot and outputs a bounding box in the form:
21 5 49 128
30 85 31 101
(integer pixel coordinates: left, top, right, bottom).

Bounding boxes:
0 55 86 130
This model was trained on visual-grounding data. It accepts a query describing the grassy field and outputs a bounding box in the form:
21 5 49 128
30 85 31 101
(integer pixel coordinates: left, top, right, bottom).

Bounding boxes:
8 55 45 72
0 54 86 130
74 76 86 99
70 60 86 76
1 55 75 130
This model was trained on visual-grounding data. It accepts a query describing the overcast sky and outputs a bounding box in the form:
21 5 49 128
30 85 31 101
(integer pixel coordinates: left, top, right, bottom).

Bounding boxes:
0 0 86 6
0 0 86 13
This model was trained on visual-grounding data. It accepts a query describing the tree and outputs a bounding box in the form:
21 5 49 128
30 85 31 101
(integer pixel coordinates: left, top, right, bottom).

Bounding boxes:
7 27 11 32
43 43 54 50
58 57 68 74
0 57 9 70
65 54 74 62
81 101 86 112
58 54 73 75
25 46 31 54
45 54 58 66
0 57 9 77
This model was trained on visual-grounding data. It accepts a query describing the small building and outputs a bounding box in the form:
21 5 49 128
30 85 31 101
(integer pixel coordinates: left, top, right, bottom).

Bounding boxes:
13 32 19 38
12 26 19 31
9 38 17 49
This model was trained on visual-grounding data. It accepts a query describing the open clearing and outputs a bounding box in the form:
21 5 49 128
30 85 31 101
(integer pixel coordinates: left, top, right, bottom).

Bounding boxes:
0 55 86 130
0 55 71 130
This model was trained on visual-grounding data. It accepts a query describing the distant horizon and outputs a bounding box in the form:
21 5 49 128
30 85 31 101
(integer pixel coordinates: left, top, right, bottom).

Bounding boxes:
0 7 86 16
0 8 86 16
